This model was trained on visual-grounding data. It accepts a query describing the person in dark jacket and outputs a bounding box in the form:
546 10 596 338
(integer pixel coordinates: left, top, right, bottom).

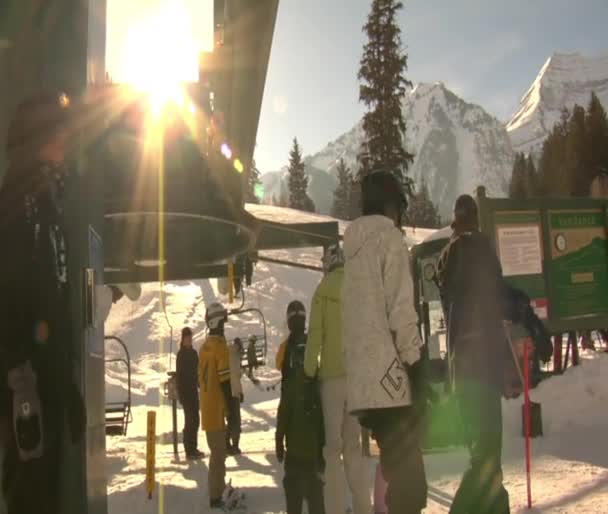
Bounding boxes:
247 335 259 381
176 327 204 460
275 301 325 514
437 194 511 514
0 92 86 514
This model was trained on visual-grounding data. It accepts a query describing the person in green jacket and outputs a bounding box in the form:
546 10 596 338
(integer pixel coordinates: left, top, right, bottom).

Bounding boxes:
304 243 372 514
276 301 325 514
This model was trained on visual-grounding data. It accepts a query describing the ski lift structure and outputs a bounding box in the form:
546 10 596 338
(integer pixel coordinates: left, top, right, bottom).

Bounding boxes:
0 0 341 512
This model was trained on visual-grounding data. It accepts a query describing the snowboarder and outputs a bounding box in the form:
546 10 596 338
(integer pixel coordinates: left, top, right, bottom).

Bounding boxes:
342 170 428 514
275 301 325 514
436 194 511 514
176 327 204 460
0 92 87 514
199 302 233 509
304 243 372 514
227 338 244 455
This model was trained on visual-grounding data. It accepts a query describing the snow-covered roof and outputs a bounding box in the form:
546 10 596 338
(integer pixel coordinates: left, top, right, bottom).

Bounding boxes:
246 203 437 247
245 203 348 235
417 225 452 244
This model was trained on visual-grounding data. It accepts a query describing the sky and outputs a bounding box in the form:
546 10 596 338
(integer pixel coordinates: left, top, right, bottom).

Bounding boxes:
255 0 608 171
106 0 608 172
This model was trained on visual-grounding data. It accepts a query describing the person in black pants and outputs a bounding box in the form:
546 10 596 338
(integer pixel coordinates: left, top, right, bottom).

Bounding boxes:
0 92 86 514
176 327 204 460
437 195 511 514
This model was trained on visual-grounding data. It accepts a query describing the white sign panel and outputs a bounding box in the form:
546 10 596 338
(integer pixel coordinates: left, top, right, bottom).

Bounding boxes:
497 225 543 277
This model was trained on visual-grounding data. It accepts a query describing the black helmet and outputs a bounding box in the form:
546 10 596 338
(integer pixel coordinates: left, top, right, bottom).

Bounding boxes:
451 194 478 230
286 300 306 333
361 170 408 218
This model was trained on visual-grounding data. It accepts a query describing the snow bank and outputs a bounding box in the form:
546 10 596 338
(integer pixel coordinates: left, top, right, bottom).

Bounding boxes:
104 210 608 512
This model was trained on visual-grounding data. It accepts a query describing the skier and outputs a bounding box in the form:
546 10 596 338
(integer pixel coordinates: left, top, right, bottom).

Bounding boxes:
304 243 371 514
226 338 244 455
176 327 204 460
199 302 232 509
275 301 325 514
0 92 87 514
342 170 428 514
247 336 259 381
436 194 511 514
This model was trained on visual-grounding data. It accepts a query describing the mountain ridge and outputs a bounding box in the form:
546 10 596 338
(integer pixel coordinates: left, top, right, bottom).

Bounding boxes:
506 52 608 154
278 81 514 218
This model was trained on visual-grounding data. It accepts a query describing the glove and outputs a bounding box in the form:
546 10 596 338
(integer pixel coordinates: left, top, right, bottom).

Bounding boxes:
406 358 428 420
275 435 285 463
68 381 87 444
239 392 244 404
302 376 318 416
524 308 553 363
8 361 44 461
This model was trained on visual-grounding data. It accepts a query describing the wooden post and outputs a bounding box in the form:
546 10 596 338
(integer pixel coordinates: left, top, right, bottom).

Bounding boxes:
146 410 156 499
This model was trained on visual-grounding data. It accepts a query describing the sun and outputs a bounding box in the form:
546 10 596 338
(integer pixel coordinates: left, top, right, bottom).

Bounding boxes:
120 3 199 108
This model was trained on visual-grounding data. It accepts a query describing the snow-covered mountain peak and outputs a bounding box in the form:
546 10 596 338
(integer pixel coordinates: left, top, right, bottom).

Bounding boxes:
300 82 513 218
507 52 608 154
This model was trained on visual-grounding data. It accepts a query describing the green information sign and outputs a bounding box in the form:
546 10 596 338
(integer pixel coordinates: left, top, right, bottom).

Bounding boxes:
548 210 608 319
494 210 548 318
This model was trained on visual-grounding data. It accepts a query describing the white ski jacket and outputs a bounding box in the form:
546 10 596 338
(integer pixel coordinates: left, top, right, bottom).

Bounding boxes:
342 215 422 415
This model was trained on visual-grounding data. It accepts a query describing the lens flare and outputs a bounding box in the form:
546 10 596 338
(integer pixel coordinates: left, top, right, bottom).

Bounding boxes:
221 143 232 160
234 159 244 173
254 183 265 200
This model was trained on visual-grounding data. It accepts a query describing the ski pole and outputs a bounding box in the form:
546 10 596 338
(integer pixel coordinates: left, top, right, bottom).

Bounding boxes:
524 342 532 509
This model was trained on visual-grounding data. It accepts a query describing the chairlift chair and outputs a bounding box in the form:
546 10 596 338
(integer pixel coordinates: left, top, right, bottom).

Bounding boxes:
104 336 133 436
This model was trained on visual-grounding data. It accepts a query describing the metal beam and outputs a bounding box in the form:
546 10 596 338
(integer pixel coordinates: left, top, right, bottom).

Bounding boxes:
104 264 229 284
256 220 339 250
258 255 323 273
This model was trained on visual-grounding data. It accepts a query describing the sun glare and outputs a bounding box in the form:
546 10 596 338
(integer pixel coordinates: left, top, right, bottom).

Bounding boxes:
120 3 199 106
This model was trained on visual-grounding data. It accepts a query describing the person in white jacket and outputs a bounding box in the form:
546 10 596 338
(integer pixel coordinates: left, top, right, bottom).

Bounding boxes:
342 170 427 514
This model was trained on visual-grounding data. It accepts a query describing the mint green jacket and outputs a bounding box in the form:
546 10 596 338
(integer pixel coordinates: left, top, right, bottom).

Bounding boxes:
304 267 346 379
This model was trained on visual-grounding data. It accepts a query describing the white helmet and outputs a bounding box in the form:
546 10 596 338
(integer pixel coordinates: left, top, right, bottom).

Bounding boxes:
322 242 344 274
206 302 228 330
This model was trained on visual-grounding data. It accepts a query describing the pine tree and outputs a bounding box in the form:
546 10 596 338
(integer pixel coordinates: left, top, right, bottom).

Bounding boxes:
358 0 414 191
539 108 570 196
525 154 538 196
586 92 608 181
331 159 352 220
509 153 528 199
348 175 362 220
303 195 316 213
566 105 589 196
407 180 441 228
245 158 262 203
287 137 309 211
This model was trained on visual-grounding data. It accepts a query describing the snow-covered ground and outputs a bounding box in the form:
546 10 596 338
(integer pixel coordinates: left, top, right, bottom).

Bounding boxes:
105 209 608 513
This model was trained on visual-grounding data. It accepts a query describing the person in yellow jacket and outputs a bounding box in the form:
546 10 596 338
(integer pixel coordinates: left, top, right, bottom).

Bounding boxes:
304 243 372 514
199 302 232 510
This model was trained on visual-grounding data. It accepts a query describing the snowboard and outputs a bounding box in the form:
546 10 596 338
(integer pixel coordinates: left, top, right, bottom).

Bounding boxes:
373 462 388 514
222 481 246 512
